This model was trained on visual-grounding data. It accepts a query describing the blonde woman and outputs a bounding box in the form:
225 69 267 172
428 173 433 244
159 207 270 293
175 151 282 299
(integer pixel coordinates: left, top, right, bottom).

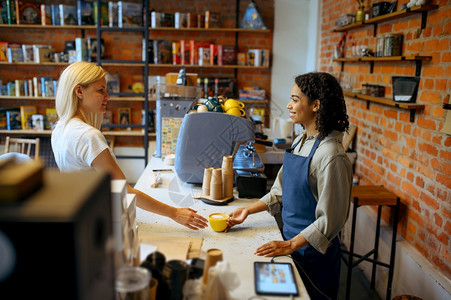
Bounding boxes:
51 62 208 230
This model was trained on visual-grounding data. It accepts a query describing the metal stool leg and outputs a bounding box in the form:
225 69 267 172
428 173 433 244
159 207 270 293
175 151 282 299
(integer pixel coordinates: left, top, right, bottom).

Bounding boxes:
386 198 400 300
371 205 382 289
345 198 359 300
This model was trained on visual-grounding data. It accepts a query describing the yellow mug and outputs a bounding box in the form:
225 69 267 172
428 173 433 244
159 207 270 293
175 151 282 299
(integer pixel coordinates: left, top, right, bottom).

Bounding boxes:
226 107 246 117
209 213 230 232
223 99 245 111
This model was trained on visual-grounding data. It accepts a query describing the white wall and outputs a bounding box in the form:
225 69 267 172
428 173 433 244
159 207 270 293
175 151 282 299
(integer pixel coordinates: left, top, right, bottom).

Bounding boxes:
270 0 319 128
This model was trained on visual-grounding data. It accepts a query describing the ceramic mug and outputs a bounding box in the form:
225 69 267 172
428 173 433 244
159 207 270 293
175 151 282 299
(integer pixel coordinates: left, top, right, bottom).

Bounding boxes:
204 97 222 111
209 213 230 232
226 107 246 117
197 104 208 112
223 99 245 111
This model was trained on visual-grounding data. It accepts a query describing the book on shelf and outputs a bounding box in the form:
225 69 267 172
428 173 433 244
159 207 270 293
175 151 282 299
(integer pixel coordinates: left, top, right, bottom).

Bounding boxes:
237 52 246 65
40 4 52 25
198 47 211 66
142 38 154 62
205 10 220 28
108 1 118 27
174 12 188 29
0 41 8 62
93 1 108 26
33 44 53 63
141 109 155 132
172 42 180 65
0 109 6 129
6 81 15 96
7 43 23 63
75 37 88 62
247 49 270 67
180 40 191 65
102 109 113 128
131 74 144 93
239 86 266 100
105 72 120 94
151 12 174 28
45 107 57 130
18 1 41 24
218 45 237 65
6 0 16 24
22 44 34 62
210 44 218 65
190 41 211 65
187 12 197 28
6 108 21 130
20 105 36 130
50 4 60 25
59 4 77 26
0 2 8 24
77 0 94 25
118 107 131 127
40 77 56 97
152 40 172 64
32 76 39 97
31 114 44 131
14 79 24 96
0 84 7 96
196 13 204 28
86 37 105 62
118 1 141 28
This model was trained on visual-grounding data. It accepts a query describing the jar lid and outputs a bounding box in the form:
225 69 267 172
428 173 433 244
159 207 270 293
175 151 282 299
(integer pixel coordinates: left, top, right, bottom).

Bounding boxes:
116 266 151 293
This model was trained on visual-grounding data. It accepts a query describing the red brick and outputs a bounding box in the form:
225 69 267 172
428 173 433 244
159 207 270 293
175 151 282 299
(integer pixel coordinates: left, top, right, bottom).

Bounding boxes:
402 180 420 198
418 142 439 156
445 221 451 235
436 173 451 188
437 232 449 246
421 192 440 210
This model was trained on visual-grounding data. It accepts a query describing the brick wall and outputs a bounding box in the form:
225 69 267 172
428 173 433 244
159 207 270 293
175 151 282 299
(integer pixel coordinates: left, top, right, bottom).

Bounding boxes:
319 0 450 277
0 0 274 145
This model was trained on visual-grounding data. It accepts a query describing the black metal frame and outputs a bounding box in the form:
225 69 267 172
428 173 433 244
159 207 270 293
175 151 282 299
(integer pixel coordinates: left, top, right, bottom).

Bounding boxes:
95 0 150 165
342 195 400 300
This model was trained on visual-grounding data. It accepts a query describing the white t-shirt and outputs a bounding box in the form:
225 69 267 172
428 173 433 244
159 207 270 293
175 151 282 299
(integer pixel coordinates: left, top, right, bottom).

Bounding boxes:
51 118 115 172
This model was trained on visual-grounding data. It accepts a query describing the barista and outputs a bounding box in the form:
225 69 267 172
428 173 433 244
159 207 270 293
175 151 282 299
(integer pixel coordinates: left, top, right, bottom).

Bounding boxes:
226 72 353 299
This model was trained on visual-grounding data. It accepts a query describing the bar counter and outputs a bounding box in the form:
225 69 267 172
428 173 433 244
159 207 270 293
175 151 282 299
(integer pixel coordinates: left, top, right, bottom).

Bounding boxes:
134 156 310 300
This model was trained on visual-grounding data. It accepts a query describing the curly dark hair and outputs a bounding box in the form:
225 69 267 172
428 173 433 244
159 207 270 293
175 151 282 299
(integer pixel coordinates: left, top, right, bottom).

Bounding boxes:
294 72 349 139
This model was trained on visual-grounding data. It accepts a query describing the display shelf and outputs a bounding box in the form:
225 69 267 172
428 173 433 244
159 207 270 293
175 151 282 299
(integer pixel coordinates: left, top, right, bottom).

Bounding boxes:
344 91 424 122
0 129 156 138
333 4 438 35
0 96 54 101
334 55 431 75
0 24 270 33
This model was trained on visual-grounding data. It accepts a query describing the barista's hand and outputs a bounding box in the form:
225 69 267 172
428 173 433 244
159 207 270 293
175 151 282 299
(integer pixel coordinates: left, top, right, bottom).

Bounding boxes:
254 240 294 257
173 208 208 230
224 207 249 232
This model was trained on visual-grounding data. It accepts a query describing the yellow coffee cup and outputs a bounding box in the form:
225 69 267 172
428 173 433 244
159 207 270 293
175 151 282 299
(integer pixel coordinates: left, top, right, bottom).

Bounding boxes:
223 99 245 111
226 107 246 117
209 213 230 232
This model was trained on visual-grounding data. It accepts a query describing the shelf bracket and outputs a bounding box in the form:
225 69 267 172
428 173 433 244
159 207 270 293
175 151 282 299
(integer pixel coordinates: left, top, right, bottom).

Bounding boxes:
366 101 370 109
421 11 428 29
373 24 378 37
415 60 422 76
410 110 416 122
341 61 344 72
370 61 374 73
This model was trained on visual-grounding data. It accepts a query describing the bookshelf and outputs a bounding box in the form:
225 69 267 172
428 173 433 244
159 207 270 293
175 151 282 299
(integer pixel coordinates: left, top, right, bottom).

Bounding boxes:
0 0 273 164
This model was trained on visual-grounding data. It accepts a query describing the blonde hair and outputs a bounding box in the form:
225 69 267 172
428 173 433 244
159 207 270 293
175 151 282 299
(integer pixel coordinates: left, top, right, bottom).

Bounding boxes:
55 62 106 128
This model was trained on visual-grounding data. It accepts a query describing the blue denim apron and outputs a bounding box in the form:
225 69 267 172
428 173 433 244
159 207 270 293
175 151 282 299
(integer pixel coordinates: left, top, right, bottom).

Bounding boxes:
282 137 340 300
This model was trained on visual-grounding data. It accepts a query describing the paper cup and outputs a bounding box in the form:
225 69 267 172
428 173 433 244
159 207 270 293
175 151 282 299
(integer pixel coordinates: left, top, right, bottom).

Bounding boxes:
202 248 223 285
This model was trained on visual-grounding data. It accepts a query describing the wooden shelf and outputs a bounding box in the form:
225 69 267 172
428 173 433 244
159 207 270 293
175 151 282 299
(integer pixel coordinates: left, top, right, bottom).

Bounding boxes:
0 24 270 33
0 96 156 102
333 4 438 33
0 129 156 138
344 91 424 122
333 55 431 62
0 96 54 101
334 55 431 75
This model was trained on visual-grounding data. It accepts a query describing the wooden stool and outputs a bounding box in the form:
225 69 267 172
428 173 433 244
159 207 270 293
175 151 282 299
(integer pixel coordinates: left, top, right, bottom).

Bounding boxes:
343 185 400 300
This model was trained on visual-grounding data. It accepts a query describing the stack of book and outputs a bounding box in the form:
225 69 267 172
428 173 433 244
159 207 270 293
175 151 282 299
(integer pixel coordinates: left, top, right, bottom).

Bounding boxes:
239 87 266 101
0 105 56 131
0 77 57 98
